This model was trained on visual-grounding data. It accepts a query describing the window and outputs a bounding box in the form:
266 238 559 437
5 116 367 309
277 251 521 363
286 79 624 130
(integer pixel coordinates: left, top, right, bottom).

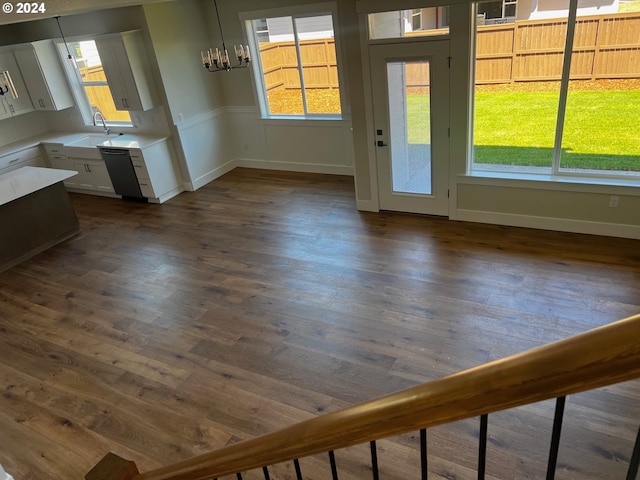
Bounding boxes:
412 9 423 31
62 40 131 125
247 12 342 118
477 0 517 23
368 7 450 39
471 0 640 179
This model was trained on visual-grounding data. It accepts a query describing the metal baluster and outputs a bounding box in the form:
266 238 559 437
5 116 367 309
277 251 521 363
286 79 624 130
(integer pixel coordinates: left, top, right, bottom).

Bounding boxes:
626 423 640 480
420 428 428 480
262 466 270 480
329 450 339 480
236 473 243 480
370 440 380 480
546 396 566 480
294 458 303 480
478 414 488 480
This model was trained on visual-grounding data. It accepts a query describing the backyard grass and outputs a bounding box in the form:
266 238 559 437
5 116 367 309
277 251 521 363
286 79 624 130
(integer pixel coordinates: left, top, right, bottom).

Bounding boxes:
268 83 640 173
472 89 640 171
407 86 640 172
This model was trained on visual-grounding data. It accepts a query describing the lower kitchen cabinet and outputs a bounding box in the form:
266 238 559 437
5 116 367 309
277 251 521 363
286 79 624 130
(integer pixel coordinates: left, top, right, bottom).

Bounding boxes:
69 159 114 193
0 146 44 175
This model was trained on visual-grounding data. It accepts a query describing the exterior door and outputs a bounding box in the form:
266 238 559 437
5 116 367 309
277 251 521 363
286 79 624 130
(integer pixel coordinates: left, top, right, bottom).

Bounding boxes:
370 40 450 215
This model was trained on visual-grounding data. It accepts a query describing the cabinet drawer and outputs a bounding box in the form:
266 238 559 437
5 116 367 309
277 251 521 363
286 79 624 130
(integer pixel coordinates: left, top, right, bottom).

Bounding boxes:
138 179 155 198
0 146 40 170
43 144 64 156
131 160 149 180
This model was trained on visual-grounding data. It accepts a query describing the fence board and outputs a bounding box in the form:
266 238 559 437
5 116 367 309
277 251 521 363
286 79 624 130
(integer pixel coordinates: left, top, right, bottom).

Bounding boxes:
258 12 640 90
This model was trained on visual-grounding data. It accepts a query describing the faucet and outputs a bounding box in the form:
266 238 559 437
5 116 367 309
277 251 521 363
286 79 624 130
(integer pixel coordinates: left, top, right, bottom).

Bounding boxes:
92 111 110 135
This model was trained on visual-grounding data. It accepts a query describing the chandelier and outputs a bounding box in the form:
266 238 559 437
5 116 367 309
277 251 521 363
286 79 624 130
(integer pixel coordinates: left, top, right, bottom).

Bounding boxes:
201 0 250 72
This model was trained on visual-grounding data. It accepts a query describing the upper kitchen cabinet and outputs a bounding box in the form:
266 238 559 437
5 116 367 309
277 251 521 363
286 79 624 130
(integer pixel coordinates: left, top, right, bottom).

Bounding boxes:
0 50 34 119
95 31 158 112
13 40 74 112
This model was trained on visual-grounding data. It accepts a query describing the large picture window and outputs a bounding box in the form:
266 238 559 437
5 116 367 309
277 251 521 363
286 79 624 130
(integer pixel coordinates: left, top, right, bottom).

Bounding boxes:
247 12 342 118
471 0 640 179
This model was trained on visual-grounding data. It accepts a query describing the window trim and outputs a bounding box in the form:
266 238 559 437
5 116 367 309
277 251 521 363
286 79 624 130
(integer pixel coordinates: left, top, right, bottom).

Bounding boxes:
241 2 345 120
56 37 133 128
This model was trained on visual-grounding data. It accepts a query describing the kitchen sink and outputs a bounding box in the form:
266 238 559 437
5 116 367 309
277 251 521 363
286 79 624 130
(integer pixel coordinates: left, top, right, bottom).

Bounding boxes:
66 134 118 148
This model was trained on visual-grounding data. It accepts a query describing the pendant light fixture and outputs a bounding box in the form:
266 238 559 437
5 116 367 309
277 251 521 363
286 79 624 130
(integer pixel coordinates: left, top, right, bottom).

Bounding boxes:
55 16 74 61
201 0 250 72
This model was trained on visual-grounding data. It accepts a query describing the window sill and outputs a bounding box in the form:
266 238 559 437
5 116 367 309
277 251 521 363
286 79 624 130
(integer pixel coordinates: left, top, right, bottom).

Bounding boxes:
259 116 346 127
460 169 640 195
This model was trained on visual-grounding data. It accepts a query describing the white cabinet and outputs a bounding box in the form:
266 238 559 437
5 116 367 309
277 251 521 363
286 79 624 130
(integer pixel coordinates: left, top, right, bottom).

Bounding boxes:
13 40 74 111
0 51 34 119
43 145 75 187
43 144 113 194
128 140 181 203
95 31 157 112
69 158 114 193
0 146 44 175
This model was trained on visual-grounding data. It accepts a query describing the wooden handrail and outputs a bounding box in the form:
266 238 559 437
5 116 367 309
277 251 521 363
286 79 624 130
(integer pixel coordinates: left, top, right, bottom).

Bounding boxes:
95 314 640 480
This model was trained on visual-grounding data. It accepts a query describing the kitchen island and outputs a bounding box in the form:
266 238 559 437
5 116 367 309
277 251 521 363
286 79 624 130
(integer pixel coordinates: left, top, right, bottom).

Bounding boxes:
0 166 79 273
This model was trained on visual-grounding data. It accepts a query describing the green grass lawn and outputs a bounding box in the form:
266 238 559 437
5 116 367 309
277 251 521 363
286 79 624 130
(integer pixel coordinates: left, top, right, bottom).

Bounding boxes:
408 89 640 172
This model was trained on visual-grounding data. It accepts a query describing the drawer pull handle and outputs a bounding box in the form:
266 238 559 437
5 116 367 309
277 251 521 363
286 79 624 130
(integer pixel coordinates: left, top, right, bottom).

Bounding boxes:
9 158 20 164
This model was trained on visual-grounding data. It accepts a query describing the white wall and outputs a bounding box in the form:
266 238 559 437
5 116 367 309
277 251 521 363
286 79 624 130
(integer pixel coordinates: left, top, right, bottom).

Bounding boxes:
528 0 619 19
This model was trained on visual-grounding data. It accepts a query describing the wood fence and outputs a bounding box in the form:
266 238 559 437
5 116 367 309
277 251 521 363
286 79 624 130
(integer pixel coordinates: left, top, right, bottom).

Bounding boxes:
259 11 640 90
475 11 640 83
79 66 130 121
259 38 338 92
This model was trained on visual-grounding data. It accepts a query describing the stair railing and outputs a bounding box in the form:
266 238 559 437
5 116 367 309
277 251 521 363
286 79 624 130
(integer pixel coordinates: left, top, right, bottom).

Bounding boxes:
87 314 640 480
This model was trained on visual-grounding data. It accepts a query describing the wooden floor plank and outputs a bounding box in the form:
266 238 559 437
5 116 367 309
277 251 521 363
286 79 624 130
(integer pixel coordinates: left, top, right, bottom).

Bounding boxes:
1 168 639 479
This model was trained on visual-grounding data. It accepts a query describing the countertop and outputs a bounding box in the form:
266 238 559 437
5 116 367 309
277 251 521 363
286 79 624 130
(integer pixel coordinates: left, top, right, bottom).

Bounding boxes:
0 166 77 207
0 132 168 157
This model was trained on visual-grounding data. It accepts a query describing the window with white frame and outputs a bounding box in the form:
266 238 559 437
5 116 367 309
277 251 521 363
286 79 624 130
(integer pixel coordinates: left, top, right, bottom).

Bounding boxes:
246 11 342 118
477 0 517 23
60 39 132 126
471 0 640 179
412 9 423 31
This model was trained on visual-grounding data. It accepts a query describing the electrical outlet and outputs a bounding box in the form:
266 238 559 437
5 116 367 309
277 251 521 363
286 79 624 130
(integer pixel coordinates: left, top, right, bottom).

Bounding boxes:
609 195 619 208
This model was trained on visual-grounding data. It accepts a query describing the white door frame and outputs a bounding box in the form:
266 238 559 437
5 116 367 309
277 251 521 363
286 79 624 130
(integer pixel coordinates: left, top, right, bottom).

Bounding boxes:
369 39 450 216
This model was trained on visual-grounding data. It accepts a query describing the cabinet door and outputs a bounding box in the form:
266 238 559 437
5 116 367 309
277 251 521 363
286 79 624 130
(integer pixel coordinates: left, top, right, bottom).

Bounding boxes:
94 32 156 112
0 51 34 117
70 159 115 193
94 39 136 111
13 41 74 111
85 160 115 193
50 155 79 187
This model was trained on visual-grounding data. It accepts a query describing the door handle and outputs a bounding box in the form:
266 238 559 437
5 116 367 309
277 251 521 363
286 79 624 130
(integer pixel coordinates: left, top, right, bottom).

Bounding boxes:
377 140 387 147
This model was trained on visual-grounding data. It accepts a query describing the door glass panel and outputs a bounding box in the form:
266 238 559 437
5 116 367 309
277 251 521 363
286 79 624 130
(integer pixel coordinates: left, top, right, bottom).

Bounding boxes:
387 60 432 194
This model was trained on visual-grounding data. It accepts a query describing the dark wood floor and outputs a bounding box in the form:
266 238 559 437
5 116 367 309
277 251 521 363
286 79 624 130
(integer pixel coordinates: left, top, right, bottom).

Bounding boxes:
1 168 639 480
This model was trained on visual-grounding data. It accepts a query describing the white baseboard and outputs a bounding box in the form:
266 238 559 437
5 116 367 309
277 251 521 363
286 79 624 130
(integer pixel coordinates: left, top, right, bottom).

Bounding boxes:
191 159 237 190
356 199 378 212
456 209 640 240
150 185 186 204
235 158 354 176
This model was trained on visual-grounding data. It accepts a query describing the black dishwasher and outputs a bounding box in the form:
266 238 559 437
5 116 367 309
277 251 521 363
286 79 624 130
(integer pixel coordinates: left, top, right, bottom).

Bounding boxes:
99 148 144 200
